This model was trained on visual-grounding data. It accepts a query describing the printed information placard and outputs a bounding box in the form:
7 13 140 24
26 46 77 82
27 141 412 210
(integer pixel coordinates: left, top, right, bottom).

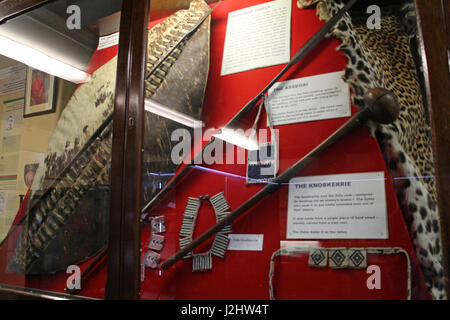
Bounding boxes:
97 32 120 50
287 172 388 239
268 71 351 126
0 65 26 96
221 0 291 76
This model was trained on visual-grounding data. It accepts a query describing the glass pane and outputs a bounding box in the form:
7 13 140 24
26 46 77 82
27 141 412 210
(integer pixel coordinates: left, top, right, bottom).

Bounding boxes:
0 0 122 299
140 0 447 300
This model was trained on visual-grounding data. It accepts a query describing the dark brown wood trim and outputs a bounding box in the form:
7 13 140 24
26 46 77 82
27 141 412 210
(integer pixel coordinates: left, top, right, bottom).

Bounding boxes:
0 0 54 24
415 0 450 298
445 0 450 52
106 0 150 300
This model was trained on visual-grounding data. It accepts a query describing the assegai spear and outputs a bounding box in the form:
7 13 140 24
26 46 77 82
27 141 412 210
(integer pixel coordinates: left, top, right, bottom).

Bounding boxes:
141 0 358 214
161 87 401 270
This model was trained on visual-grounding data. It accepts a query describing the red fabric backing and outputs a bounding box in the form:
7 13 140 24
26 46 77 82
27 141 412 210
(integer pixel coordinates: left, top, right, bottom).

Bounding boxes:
140 0 430 300
0 0 430 300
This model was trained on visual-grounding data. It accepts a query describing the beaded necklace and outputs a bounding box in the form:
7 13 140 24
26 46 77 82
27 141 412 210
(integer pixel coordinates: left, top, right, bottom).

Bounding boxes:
179 192 232 272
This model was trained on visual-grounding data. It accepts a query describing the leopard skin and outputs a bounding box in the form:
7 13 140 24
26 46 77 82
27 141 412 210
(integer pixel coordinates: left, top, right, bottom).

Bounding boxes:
298 0 446 299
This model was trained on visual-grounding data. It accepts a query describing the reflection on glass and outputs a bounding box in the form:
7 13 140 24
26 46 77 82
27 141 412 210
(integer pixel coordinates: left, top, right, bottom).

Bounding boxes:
0 0 122 299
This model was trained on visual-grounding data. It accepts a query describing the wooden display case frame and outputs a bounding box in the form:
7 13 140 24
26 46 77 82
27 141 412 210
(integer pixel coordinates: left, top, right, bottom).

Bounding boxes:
0 0 448 299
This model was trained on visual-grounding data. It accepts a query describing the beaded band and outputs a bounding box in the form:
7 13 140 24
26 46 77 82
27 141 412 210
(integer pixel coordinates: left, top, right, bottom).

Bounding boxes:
179 192 232 272
141 216 167 282
268 246 411 300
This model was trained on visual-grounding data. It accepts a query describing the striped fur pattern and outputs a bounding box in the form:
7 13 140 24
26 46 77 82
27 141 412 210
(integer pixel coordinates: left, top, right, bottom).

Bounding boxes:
145 0 209 97
10 126 112 271
178 192 232 272
142 0 211 204
8 58 116 273
9 0 211 274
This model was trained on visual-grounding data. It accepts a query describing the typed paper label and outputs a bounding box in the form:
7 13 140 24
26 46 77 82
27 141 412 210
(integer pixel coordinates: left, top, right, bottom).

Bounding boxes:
221 0 291 76
286 172 388 239
268 71 351 126
227 234 264 251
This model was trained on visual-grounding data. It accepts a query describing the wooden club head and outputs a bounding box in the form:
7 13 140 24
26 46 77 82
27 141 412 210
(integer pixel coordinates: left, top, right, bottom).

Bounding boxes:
364 87 400 124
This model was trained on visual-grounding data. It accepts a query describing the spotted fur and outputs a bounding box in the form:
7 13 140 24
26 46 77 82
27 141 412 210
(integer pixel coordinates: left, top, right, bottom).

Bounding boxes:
298 0 446 299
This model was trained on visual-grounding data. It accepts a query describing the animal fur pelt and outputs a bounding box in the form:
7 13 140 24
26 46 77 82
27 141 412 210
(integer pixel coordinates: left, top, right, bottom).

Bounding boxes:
7 0 211 274
297 0 446 299
143 0 211 204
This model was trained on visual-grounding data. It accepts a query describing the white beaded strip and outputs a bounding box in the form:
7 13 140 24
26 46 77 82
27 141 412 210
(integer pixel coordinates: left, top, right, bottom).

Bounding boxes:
211 233 230 258
193 253 213 271
179 192 232 272
141 216 167 282
179 197 201 237
210 192 230 213
268 246 411 300
179 237 193 258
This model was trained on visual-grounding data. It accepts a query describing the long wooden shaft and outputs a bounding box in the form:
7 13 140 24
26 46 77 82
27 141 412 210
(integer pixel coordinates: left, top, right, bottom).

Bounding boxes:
141 0 358 214
160 107 371 270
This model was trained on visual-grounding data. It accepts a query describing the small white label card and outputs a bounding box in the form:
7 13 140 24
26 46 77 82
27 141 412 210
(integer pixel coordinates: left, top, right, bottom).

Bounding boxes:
0 65 26 96
221 0 291 76
287 172 388 239
268 71 351 126
97 32 120 50
228 234 264 251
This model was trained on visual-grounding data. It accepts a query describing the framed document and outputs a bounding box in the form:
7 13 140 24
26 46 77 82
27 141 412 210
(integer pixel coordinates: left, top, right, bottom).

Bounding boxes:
23 67 58 118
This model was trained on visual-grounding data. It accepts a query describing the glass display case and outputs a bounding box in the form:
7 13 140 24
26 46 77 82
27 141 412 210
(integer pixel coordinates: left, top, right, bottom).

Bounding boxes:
0 0 448 301
0 0 123 299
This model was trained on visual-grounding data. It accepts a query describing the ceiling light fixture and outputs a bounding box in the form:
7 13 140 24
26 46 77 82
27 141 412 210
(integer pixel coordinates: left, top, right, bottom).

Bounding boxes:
0 34 90 83
213 128 258 151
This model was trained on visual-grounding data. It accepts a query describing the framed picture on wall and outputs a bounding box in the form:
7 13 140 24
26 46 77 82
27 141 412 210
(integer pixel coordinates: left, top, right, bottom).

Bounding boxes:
23 67 58 118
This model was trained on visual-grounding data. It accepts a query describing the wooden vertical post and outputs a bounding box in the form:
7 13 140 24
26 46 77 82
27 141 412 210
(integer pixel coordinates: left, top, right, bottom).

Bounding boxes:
106 0 150 300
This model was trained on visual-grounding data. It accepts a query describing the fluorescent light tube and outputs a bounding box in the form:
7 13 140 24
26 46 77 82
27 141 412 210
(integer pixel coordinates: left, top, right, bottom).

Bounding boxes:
213 128 258 151
0 34 90 83
144 99 203 129
144 99 257 150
